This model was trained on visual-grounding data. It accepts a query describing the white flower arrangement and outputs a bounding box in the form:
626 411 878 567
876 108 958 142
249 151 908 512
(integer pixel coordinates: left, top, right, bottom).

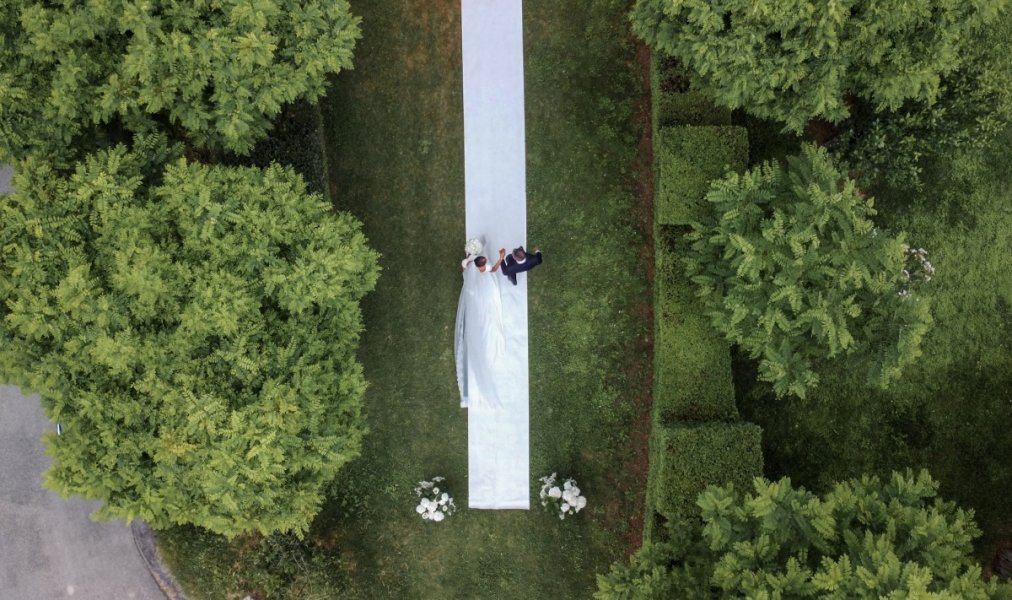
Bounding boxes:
538 473 588 520
464 238 484 256
899 244 935 297
414 476 457 523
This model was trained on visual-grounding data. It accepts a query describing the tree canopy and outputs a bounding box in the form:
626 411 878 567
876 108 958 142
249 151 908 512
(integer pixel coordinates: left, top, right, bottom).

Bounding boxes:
0 137 380 537
0 0 361 161
630 0 1005 132
597 470 1004 599
833 7 1012 189
683 144 932 398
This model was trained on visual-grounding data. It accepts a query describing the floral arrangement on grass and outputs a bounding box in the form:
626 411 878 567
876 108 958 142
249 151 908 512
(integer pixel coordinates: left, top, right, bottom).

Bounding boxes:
464 238 483 256
414 476 457 522
538 473 587 520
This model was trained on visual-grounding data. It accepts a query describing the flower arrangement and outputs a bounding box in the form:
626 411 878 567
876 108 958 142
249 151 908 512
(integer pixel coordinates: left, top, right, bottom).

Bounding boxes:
902 245 935 285
899 244 935 297
538 473 587 520
414 476 457 522
464 238 484 256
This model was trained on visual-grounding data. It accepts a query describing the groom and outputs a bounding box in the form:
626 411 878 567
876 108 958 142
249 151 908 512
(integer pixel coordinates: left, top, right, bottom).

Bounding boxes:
499 246 542 286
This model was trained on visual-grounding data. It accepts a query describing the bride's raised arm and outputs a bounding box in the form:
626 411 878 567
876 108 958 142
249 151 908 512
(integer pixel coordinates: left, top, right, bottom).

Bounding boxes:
491 248 506 272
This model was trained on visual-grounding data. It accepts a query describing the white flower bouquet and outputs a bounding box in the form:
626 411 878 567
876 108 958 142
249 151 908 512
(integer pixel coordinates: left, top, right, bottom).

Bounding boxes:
464 238 483 256
414 476 457 522
538 473 587 520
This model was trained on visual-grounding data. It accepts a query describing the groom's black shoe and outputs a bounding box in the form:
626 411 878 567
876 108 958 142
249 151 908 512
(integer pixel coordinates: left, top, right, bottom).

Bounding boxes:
507 274 518 286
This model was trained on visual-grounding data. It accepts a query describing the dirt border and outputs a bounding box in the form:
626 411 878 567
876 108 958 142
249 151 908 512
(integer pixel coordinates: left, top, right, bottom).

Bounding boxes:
623 39 656 558
131 521 188 600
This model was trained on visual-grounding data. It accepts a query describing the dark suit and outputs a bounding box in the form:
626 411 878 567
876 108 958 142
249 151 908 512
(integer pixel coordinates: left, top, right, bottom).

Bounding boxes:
501 251 542 285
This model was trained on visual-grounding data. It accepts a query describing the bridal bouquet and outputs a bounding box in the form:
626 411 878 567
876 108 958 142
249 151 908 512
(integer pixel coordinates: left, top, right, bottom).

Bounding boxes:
464 238 483 256
414 476 457 522
538 473 587 520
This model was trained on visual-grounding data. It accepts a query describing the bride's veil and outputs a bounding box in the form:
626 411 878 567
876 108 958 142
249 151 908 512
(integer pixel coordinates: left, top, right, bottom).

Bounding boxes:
454 255 505 409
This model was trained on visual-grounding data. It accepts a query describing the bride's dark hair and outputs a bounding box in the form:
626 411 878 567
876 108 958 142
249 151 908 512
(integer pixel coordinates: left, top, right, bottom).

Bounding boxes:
474 256 488 267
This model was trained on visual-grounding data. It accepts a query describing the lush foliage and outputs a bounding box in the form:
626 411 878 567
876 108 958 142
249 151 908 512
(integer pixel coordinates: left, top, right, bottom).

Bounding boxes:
654 125 747 225
595 520 712 599
0 0 361 160
631 0 1005 132
655 226 736 423
684 144 932 398
697 471 995 597
739 130 1012 563
652 57 730 129
833 8 1012 189
0 138 379 537
600 471 1005 599
650 423 762 521
599 469 1003 594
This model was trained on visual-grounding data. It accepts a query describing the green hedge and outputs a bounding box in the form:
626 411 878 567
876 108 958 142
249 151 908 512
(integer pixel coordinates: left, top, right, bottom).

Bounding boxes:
654 226 736 424
650 53 731 128
650 422 763 521
655 125 748 226
657 91 731 127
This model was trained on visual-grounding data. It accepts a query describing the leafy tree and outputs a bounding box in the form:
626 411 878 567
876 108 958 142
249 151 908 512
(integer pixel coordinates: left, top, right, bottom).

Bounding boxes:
833 8 1012 189
597 471 1005 599
0 0 361 160
596 519 712 599
683 144 932 398
698 471 995 598
630 0 1005 132
0 137 380 537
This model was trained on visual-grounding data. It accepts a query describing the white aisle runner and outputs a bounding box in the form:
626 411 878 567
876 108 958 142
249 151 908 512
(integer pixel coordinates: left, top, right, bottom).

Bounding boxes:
461 0 530 509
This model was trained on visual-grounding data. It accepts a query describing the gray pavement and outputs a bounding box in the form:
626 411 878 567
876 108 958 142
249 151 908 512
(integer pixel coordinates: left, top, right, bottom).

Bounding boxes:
0 164 11 195
0 385 164 600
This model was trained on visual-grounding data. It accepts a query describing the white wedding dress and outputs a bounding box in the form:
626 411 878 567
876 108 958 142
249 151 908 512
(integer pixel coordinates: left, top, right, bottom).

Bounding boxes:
454 262 506 409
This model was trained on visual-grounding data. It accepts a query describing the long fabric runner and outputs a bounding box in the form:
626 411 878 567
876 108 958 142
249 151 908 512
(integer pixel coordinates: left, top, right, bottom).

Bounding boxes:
461 0 530 509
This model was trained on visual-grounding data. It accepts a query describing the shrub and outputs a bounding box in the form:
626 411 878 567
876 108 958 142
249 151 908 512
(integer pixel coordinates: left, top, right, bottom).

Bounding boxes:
0 0 361 160
833 9 1012 190
654 126 747 225
631 0 1003 133
656 91 732 128
602 470 1004 599
684 144 933 399
654 226 735 423
650 422 762 521
0 137 380 537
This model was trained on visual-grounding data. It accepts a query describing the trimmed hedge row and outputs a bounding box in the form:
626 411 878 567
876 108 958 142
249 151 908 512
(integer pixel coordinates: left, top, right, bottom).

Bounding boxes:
654 225 736 424
650 54 731 129
656 91 732 128
643 52 762 544
650 422 763 521
655 125 748 226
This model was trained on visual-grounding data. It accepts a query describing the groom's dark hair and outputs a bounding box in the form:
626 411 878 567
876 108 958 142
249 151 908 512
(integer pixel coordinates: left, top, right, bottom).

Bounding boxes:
512 247 526 260
474 256 488 267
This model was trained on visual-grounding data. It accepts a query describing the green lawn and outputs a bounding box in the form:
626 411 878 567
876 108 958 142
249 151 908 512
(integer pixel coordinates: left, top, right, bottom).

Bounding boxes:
736 130 1012 562
310 0 650 597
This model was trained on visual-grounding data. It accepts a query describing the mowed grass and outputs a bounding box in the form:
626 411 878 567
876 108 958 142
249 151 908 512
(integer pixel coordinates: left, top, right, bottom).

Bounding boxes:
315 0 650 597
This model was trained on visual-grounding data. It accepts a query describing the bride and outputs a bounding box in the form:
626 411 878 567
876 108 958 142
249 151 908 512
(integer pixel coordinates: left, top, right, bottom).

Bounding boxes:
454 245 507 409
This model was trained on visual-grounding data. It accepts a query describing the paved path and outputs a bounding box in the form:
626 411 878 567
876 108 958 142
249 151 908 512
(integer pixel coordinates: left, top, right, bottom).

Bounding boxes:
0 385 164 600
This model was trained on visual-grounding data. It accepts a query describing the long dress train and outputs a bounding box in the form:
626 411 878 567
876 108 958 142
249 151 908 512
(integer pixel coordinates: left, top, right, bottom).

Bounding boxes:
454 264 505 409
